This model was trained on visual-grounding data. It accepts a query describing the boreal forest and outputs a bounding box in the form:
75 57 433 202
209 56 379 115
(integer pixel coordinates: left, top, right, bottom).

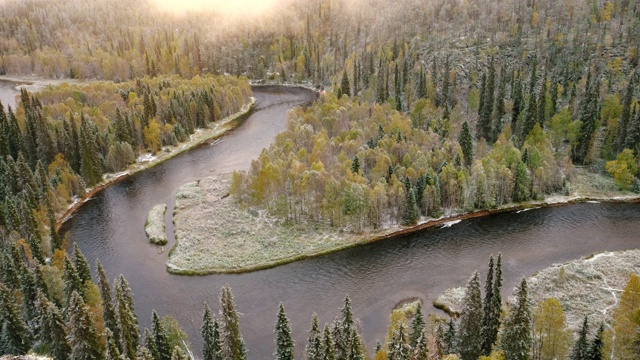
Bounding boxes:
0 0 639 359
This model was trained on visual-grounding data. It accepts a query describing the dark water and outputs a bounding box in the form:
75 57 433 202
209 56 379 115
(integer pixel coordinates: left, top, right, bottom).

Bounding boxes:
53 86 640 359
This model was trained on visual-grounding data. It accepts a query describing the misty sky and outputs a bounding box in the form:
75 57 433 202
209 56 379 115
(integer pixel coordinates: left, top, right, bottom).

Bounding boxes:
150 0 280 15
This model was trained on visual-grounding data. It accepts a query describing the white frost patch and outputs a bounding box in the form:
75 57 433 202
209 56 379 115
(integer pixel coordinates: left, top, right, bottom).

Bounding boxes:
145 204 168 245
441 219 461 228
137 153 157 163
586 200 600 203
516 208 537 213
585 252 614 262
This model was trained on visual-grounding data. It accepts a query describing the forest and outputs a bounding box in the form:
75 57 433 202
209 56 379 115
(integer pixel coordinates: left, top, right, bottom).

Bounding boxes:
0 0 640 358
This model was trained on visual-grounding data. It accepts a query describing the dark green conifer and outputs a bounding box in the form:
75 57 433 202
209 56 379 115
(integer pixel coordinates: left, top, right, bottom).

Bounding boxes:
0 284 32 355
97 261 120 348
459 121 473 167
338 71 351 99
617 76 635 153
587 323 604 360
321 324 336 360
481 255 496 355
571 316 590 360
105 328 121 360
501 278 532 360
513 161 530 202
202 302 222 360
219 284 247 360
67 291 103 360
459 271 483 360
115 275 139 360
35 291 71 360
387 323 411 360
152 310 171 360
274 303 294 360
63 255 85 305
306 314 322 360
72 243 92 284
409 302 425 348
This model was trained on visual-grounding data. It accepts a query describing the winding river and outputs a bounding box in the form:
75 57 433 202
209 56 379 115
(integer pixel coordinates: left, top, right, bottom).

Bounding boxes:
3 81 640 359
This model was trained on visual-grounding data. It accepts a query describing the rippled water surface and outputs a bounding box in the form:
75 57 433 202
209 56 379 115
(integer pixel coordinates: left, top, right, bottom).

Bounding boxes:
43 86 640 359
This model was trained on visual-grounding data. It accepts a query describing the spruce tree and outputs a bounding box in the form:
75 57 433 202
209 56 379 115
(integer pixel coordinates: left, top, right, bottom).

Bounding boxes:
275 303 294 360
105 328 121 360
501 278 532 360
152 310 171 360
219 284 247 360
624 105 640 151
322 324 336 360
67 291 103 360
489 254 503 355
203 302 222 360
493 66 507 142
35 291 71 360
145 328 159 360
97 261 121 350
403 188 419 225
587 323 604 360
63 255 84 305
571 316 590 360
306 314 322 360
171 346 188 360
335 296 355 360
459 121 473 167
409 302 425 348
458 271 483 360
412 330 428 360
338 71 351 99
0 284 32 355
479 59 496 141
574 70 599 164
617 76 635 153
512 70 524 126
442 319 457 355
72 243 92 284
115 275 139 360
481 255 495 355
537 74 548 127
347 328 365 360
387 323 411 360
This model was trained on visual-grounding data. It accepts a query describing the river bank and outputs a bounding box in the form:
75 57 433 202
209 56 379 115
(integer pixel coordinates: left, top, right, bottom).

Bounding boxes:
168 169 640 275
57 96 256 230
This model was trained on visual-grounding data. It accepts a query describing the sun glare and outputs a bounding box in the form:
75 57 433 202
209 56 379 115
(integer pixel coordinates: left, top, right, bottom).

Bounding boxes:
150 0 280 16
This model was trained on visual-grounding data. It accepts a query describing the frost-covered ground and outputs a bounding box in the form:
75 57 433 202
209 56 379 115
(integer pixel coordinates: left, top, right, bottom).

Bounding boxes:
145 203 167 245
528 249 640 331
433 250 640 331
168 174 398 274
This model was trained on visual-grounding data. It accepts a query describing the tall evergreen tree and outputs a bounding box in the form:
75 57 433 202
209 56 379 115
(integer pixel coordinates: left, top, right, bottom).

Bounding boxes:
63 255 85 305
338 71 351 99
489 254 503 354
115 275 139 360
412 330 428 360
347 328 365 360
72 243 92 284
335 296 355 360
105 328 121 360
587 323 604 360
409 302 425 348
202 302 222 360
574 70 599 164
537 74 548 127
97 261 121 350
501 278 532 360
481 255 495 355
512 70 524 126
321 324 336 360
275 303 294 360
458 271 483 360
387 323 411 360
306 314 322 360
624 105 640 151
67 291 103 360
459 121 473 167
493 66 507 141
479 59 496 141
571 316 590 360
219 284 247 360
0 284 32 355
617 76 635 153
35 291 71 360
152 310 171 360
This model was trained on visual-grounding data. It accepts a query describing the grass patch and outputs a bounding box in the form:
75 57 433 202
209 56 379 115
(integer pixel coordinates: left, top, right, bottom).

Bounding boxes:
433 287 465 318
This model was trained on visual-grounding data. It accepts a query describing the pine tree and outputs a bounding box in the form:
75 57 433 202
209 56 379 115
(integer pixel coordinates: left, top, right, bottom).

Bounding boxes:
67 291 103 360
35 291 71 360
587 323 604 360
501 278 532 360
203 302 222 360
570 316 590 360
489 254 502 354
322 324 336 360
115 275 139 360
459 121 473 167
512 70 524 127
513 161 530 202
335 296 355 360
493 66 507 142
219 284 247 360
481 255 495 355
352 156 360 174
624 105 640 151
409 302 425 348
574 70 599 164
347 328 365 360
403 188 419 225
63 255 85 305
306 314 322 360
537 74 548 127
0 284 32 355
458 271 483 360
97 261 121 351
145 328 159 360
479 59 496 141
274 303 295 360
338 71 351 99
171 346 189 360
152 310 171 360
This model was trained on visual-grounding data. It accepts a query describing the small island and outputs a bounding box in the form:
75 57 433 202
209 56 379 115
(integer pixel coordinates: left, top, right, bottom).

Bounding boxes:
145 204 168 245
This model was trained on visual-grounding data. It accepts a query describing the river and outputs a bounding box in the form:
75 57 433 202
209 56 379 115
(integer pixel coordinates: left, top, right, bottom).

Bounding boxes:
4 82 640 358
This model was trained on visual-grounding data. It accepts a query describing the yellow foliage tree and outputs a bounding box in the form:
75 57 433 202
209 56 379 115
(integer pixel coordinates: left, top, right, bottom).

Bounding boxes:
609 273 640 360
605 149 638 190
532 298 571 360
